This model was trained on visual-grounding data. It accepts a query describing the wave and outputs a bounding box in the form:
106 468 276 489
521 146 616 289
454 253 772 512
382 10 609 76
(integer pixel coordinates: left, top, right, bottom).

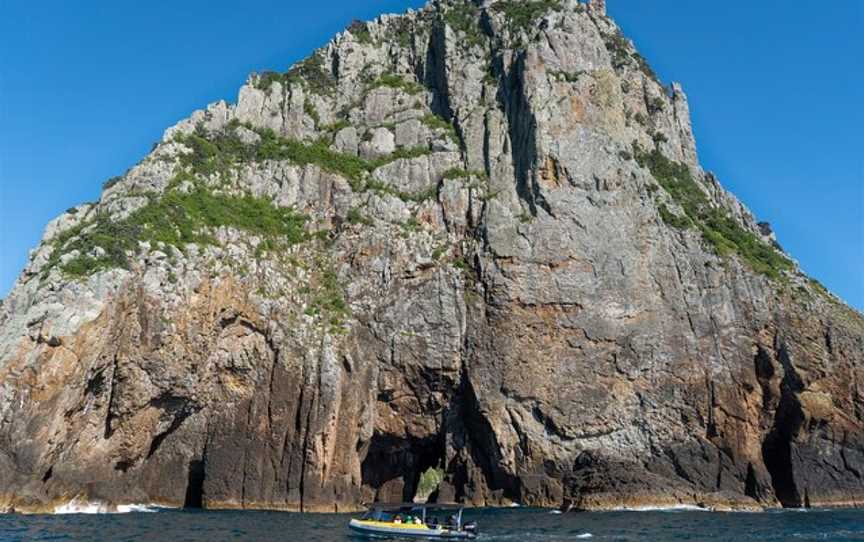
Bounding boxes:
610 504 709 512
54 499 172 514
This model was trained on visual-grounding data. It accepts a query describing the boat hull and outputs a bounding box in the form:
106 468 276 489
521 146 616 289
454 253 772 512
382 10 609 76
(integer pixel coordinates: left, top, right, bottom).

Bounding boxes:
348 519 476 539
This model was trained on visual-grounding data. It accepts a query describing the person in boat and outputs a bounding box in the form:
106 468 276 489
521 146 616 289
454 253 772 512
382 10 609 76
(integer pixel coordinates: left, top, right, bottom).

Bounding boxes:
394 515 403 524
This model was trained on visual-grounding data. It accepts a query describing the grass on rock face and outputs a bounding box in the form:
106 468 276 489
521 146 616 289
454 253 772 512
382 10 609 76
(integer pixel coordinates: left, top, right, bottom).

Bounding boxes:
347 20 373 45
635 145 792 279
51 119 444 278
254 53 335 95
442 168 487 181
370 73 424 96
492 0 563 36
604 30 660 82
178 124 432 188
50 179 309 277
421 113 459 142
442 3 486 47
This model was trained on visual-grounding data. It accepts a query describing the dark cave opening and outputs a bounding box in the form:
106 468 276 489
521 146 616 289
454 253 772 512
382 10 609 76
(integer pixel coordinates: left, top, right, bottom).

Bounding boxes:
761 395 805 508
744 463 759 501
184 460 205 509
758 341 807 508
361 433 444 503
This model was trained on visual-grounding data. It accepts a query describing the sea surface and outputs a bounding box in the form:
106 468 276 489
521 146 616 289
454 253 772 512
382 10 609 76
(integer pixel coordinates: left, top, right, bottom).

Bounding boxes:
1 507 863 541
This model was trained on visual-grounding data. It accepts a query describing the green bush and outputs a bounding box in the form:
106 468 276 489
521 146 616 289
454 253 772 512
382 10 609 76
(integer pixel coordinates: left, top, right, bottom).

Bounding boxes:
604 31 632 70
310 267 349 316
255 128 371 184
442 3 486 47
550 70 583 83
103 175 124 190
658 203 691 229
303 100 320 125
365 177 438 203
285 53 336 95
391 17 413 48
49 182 308 277
635 145 792 279
603 30 660 82
370 73 424 95
346 206 372 226
175 129 255 179
651 131 668 144
648 96 666 114
421 113 458 142
254 71 286 91
634 51 659 82
176 124 434 194
416 467 444 500
347 20 373 45
442 168 487 180
492 0 563 36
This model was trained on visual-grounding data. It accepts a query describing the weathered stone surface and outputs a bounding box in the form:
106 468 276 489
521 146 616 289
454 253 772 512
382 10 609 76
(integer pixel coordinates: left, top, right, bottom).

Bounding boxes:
1 0 862 515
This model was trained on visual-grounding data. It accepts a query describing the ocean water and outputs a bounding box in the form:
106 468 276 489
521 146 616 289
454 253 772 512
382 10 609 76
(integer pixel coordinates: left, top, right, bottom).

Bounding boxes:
1 507 863 541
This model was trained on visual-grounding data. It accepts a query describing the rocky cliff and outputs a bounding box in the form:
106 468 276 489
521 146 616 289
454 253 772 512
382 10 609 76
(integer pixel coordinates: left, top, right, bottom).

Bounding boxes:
1 0 862 514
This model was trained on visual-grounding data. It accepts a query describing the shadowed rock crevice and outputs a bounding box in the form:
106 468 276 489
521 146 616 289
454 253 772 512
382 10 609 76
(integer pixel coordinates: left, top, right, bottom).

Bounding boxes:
184 460 206 509
761 341 806 508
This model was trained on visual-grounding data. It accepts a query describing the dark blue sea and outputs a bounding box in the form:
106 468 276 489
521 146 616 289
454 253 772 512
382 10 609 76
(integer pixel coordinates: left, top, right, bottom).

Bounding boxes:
2 507 863 541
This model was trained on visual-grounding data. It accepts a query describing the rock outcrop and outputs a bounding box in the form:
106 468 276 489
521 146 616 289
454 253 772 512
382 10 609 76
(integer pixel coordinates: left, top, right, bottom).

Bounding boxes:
1 0 862 514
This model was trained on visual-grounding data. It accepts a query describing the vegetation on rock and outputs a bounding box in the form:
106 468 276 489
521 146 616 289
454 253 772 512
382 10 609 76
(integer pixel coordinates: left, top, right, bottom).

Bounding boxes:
369 73 424 96
49 179 308 277
604 30 659 82
441 2 486 47
254 53 335 95
492 0 563 36
415 467 444 501
635 145 792 279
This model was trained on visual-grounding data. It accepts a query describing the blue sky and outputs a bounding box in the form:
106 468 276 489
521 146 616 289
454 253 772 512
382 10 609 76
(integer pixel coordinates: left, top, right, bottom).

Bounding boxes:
0 0 861 310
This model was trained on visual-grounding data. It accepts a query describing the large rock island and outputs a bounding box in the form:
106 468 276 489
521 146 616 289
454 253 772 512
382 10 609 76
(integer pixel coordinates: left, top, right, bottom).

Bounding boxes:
1 0 862 513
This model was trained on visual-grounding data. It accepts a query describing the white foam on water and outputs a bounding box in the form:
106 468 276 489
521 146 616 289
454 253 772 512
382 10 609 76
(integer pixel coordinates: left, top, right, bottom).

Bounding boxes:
549 510 563 515
54 500 171 514
612 504 709 512
575 534 594 539
54 499 111 514
116 504 163 513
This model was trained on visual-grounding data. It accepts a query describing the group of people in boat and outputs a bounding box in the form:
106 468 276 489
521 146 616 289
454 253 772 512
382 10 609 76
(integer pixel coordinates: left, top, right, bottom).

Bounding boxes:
351 504 477 539
389 513 459 529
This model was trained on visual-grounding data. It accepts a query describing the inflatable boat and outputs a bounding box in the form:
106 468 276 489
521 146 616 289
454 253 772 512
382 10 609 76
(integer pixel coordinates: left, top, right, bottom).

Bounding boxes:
348 503 478 539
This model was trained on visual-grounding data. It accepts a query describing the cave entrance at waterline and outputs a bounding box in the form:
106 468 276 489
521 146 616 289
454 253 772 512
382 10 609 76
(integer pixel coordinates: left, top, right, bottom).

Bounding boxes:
361 432 445 503
183 460 206 509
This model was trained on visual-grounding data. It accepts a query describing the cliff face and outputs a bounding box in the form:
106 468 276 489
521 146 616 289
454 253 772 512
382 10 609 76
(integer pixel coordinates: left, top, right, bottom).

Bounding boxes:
1 0 862 514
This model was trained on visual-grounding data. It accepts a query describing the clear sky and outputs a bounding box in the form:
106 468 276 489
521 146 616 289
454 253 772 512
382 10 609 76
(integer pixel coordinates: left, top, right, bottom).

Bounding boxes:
1 0 861 310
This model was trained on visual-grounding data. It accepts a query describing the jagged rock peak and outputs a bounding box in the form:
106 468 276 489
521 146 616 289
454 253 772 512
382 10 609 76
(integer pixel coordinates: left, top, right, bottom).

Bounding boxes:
0 0 861 515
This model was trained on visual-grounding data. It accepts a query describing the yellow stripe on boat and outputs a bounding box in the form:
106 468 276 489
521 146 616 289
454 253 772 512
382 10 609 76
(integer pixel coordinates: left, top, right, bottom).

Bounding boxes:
353 520 432 531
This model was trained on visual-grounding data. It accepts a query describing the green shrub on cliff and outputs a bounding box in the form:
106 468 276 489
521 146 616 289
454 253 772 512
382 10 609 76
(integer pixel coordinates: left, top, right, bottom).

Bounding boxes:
416 467 444 501
370 73 424 96
347 20 373 45
493 0 563 35
255 53 335 94
635 145 792 279
442 3 485 47
50 183 308 278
